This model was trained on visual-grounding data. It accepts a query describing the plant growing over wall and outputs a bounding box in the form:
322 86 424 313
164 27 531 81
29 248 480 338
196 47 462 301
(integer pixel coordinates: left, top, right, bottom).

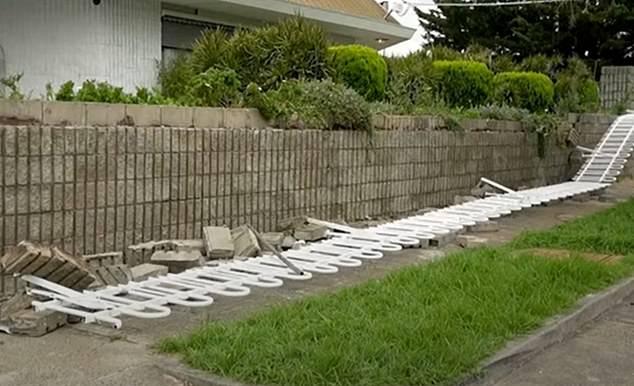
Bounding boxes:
328 45 388 101
247 80 372 131
384 52 435 112
432 60 493 107
492 72 554 112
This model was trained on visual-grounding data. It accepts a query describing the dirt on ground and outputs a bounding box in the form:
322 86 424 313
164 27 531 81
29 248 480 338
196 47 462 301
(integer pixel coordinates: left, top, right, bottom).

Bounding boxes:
0 179 632 386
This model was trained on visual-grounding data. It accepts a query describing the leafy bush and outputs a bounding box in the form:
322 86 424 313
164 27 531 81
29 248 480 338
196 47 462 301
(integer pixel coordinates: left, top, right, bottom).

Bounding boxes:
247 80 372 131
158 54 195 101
328 45 387 101
55 81 75 101
428 45 462 61
432 60 493 107
385 52 434 111
492 72 554 112
74 80 132 103
554 58 600 113
190 29 234 74
520 55 562 79
186 68 241 107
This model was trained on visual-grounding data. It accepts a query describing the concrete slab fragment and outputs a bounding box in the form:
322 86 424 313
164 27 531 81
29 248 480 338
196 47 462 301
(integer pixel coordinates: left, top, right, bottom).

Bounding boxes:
203 226 235 259
130 263 169 282
231 225 260 260
294 223 328 242
4 309 67 337
150 250 203 273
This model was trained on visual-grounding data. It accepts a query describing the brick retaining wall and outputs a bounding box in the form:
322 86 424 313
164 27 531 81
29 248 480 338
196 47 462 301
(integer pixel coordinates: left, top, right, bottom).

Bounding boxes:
0 125 576 256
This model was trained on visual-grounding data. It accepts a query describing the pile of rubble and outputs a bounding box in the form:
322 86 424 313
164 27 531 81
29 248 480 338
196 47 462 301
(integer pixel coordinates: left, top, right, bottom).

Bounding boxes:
0 218 328 336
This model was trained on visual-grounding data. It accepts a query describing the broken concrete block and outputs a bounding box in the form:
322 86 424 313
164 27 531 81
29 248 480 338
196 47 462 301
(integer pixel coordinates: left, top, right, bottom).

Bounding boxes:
457 235 489 248
260 232 285 250
277 216 308 232
470 221 499 233
292 240 306 250
281 235 296 250
294 223 328 242
130 263 169 282
2 309 67 337
92 264 132 286
129 239 204 252
150 250 203 273
1 243 96 290
231 225 261 259
203 226 235 259
454 195 477 205
416 207 438 216
470 184 497 198
0 291 32 320
83 252 124 270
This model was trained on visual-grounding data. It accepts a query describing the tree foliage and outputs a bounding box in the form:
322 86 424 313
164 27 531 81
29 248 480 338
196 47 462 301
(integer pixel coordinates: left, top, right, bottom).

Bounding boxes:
418 1 634 71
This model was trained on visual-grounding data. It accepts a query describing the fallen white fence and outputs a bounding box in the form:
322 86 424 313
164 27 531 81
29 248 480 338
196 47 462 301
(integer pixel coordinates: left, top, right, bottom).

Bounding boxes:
19 114 634 329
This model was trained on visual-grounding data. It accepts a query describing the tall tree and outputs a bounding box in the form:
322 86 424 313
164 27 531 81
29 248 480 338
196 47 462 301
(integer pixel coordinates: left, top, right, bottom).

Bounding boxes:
418 1 634 69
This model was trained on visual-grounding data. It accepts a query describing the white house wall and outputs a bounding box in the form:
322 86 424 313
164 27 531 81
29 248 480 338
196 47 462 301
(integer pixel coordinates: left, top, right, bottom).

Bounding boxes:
0 0 162 96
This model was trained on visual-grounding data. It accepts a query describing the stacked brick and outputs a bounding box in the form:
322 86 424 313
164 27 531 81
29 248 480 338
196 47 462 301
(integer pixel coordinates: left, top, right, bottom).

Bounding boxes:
0 242 96 290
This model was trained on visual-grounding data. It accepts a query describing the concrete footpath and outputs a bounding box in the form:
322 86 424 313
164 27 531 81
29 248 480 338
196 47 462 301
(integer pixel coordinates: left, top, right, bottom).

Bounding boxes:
492 294 634 386
0 180 633 386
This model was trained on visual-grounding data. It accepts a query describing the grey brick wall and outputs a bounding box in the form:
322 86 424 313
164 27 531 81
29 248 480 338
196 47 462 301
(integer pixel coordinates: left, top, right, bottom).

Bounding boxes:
0 125 579 256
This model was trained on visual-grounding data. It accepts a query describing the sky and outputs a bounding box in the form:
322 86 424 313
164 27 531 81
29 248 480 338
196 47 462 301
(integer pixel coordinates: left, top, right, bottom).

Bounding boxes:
377 2 435 57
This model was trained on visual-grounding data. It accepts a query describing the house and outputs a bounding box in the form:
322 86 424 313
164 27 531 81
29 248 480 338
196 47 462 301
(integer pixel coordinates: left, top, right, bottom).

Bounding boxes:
0 0 414 95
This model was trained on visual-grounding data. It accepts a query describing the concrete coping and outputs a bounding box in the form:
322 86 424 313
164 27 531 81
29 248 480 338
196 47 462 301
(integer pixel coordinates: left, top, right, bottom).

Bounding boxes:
0 99 610 133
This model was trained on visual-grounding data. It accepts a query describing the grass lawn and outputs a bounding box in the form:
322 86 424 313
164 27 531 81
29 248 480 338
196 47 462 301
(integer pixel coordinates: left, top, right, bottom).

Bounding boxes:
160 199 634 386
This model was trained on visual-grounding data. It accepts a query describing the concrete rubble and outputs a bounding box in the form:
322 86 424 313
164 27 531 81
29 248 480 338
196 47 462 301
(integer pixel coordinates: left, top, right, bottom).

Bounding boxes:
457 235 489 248
454 195 477 205
203 226 235 259
130 263 169 282
231 225 261 260
1 309 67 337
294 223 328 242
260 232 285 250
470 221 500 233
150 250 204 273
91 265 132 286
128 239 204 252
281 235 297 250
1 242 96 291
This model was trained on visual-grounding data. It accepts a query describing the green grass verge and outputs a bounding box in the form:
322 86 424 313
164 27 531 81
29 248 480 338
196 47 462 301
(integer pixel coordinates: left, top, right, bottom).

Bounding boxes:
160 199 634 386
512 198 634 255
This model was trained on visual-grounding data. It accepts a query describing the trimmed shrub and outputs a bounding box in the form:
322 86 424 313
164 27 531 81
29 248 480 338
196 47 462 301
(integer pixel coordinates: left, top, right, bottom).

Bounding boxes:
247 80 372 131
328 45 388 101
432 60 493 107
186 68 241 107
492 72 554 112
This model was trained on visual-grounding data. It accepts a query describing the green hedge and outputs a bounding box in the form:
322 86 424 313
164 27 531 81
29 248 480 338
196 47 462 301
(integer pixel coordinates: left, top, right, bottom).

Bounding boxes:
432 60 493 107
492 72 554 112
328 45 388 101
